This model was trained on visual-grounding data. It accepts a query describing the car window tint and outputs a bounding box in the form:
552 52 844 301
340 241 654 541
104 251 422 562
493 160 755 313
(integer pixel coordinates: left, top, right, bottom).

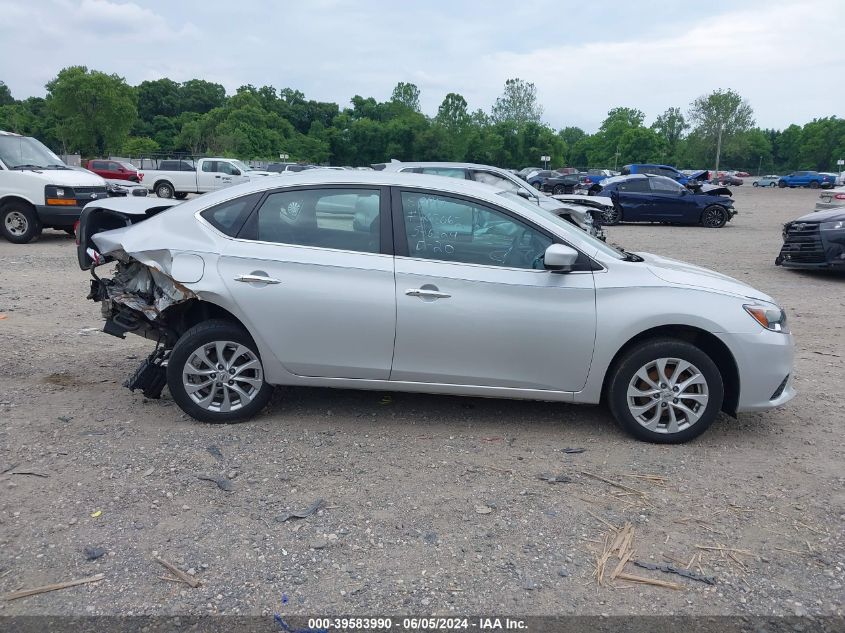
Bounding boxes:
619 179 650 193
253 188 380 253
420 167 467 179
471 171 522 192
200 193 262 237
201 161 216 173
400 191 551 270
650 177 684 193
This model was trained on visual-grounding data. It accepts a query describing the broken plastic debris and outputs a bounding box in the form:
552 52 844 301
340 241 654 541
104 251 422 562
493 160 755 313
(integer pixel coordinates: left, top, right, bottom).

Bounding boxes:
274 499 325 523
90 510 102 518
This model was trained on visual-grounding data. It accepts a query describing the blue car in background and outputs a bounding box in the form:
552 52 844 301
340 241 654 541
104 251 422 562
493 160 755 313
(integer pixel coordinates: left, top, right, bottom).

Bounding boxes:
778 171 835 189
621 164 710 186
594 174 737 228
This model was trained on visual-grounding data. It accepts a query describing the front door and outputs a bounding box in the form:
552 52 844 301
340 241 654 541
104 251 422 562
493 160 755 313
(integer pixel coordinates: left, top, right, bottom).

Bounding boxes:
646 177 699 221
218 185 396 379
390 189 596 392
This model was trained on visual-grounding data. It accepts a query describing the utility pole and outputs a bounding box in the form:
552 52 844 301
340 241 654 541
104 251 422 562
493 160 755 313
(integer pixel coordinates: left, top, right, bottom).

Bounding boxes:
613 146 620 171
757 155 762 176
714 124 723 176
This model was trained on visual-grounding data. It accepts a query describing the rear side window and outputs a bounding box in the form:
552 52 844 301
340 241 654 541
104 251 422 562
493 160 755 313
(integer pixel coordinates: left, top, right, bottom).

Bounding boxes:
200 193 261 237
618 179 650 193
246 188 381 253
420 167 467 179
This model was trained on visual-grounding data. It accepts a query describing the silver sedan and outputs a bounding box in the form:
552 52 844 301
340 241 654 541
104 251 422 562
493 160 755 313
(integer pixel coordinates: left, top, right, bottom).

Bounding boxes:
76 171 795 443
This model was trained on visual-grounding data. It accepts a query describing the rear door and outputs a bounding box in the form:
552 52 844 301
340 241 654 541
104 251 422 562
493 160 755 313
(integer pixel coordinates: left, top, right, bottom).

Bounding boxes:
613 178 653 220
216 185 396 379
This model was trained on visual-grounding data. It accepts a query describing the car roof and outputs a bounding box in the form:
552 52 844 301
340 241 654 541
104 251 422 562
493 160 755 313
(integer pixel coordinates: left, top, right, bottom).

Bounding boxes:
381 161 514 173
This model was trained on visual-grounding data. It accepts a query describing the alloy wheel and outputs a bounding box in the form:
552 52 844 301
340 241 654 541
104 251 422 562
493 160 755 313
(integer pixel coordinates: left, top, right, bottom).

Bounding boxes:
626 357 709 435
182 341 263 413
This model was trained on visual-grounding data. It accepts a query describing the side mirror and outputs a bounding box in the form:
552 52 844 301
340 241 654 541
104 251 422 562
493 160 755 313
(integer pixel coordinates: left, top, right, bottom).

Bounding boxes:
231 169 241 176
544 243 579 273
516 189 531 200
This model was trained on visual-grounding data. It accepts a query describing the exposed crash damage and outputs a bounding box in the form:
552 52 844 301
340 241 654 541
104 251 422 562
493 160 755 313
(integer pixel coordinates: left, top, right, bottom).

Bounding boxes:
551 194 613 241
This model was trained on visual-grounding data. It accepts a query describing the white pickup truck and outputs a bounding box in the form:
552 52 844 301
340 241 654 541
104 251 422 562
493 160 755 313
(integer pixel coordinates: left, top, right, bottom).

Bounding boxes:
138 157 272 199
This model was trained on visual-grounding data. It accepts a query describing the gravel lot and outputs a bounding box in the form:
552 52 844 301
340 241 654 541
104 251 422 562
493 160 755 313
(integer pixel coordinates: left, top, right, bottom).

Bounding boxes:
0 184 842 618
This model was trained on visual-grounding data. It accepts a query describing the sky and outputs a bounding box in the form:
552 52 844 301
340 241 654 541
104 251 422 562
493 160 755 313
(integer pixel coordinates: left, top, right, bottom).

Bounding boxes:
0 0 843 132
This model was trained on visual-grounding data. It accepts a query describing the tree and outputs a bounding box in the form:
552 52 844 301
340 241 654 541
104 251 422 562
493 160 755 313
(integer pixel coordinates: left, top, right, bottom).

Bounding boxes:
179 79 226 114
123 136 160 156
45 66 137 155
0 81 13 106
688 89 754 173
390 82 421 112
435 93 470 131
136 78 181 122
491 78 543 129
652 107 688 162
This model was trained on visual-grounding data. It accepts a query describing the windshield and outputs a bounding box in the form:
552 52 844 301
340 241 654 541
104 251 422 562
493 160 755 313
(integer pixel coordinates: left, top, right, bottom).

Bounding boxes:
498 191 627 260
230 159 254 172
0 135 64 169
120 162 137 171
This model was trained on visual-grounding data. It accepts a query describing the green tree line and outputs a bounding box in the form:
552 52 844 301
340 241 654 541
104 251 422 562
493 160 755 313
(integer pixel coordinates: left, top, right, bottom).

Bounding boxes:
1 67 844 173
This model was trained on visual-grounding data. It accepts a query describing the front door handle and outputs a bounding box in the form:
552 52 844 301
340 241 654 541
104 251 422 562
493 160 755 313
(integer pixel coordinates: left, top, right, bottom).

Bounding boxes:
406 288 451 299
235 274 281 285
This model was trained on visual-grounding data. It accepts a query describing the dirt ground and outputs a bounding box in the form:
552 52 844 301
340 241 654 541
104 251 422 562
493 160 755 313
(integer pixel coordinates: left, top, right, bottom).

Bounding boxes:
0 184 842 618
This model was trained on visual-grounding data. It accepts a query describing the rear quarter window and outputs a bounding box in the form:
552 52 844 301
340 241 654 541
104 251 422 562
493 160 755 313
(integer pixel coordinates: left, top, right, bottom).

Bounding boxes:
200 193 262 237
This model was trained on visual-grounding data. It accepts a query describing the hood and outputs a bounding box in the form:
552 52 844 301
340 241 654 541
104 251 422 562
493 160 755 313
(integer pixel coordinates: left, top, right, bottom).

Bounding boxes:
638 252 774 302
688 170 710 182
790 208 845 223
16 168 106 187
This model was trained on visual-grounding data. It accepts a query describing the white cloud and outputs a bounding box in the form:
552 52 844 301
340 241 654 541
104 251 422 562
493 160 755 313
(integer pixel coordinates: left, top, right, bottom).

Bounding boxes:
0 0 842 131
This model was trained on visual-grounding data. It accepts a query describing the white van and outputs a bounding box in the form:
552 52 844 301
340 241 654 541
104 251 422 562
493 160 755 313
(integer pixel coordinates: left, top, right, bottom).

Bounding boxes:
0 131 109 243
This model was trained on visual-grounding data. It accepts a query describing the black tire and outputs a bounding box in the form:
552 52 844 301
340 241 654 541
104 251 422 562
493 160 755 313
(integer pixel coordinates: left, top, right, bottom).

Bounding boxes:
752 181 758 187
769 182 777 187
601 205 622 226
809 180 820 189
155 181 175 198
552 184 566 195
778 180 787 188
607 339 724 444
174 192 189 200
701 205 728 228
0 201 42 244
166 319 273 424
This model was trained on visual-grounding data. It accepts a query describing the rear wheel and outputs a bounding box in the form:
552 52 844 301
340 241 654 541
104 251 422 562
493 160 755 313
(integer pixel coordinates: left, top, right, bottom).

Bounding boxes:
701 205 728 228
552 184 567 195
809 180 820 189
0 202 41 244
752 181 759 187
601 205 622 225
607 339 723 443
155 181 174 198
769 182 777 187
167 320 273 423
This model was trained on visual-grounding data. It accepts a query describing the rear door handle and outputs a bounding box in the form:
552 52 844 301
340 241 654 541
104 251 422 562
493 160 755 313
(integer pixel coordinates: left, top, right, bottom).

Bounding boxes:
235 274 281 285
406 288 451 299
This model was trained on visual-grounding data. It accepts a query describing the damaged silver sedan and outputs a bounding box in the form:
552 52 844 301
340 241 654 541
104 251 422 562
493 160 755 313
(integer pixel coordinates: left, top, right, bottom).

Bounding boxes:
78 171 794 443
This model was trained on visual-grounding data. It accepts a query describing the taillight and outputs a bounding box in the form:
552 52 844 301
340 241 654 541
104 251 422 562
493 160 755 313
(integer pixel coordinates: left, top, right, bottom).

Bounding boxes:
73 220 80 244
138 172 144 182
834 194 845 200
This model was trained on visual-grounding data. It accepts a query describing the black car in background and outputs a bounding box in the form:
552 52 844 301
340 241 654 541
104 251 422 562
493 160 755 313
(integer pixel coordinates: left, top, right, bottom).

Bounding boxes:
776 208 845 269
592 174 737 228
527 170 580 194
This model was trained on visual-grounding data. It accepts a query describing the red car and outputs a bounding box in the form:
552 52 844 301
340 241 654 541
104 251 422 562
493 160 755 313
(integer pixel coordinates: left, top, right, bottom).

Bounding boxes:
85 159 143 183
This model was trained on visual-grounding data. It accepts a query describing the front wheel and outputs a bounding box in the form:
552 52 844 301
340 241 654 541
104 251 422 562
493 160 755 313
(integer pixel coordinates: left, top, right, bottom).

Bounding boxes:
552 184 567 195
174 192 188 200
701 205 728 228
607 339 724 443
778 180 787 188
166 320 274 423
752 181 759 187
769 182 777 187
0 202 42 244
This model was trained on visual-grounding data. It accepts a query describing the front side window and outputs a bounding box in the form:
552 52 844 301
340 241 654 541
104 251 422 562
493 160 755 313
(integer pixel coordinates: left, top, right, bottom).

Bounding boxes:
420 167 467 179
249 188 380 253
218 162 238 175
400 191 551 270
650 176 684 193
